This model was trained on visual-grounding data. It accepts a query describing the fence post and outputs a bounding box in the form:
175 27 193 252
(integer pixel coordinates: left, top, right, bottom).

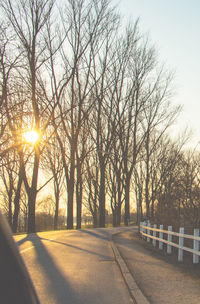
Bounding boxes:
167 226 172 254
153 224 157 247
139 222 142 234
193 228 199 264
147 223 151 242
178 227 184 262
159 224 164 250
142 221 146 239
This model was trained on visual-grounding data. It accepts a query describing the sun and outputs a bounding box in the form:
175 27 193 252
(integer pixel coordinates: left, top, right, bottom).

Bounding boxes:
22 130 40 145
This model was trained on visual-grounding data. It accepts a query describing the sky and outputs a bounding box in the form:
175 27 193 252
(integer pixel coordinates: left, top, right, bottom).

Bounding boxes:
113 0 200 148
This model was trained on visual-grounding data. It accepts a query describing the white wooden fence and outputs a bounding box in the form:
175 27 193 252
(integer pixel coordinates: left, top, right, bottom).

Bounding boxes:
140 222 200 264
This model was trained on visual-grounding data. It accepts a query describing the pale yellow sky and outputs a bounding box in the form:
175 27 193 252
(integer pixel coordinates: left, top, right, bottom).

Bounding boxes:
113 0 200 148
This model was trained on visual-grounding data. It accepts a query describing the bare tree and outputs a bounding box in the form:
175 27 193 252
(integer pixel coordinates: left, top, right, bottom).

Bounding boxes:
114 31 181 225
1 0 58 232
51 0 119 229
0 0 185 232
141 68 181 219
146 137 185 226
0 153 16 225
84 150 100 227
42 136 64 230
107 155 124 226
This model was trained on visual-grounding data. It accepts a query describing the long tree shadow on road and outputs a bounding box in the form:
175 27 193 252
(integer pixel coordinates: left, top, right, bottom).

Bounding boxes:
39 236 112 261
21 234 84 304
17 231 119 304
79 228 109 240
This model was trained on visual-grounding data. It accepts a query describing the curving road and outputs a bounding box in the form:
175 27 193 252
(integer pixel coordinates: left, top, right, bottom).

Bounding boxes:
113 229 200 304
14 228 134 304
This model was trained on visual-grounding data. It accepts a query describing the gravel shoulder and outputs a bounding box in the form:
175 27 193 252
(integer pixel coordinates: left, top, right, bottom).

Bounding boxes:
113 229 200 304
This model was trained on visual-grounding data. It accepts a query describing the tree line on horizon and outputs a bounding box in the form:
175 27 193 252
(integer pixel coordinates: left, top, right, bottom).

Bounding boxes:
1 0 198 233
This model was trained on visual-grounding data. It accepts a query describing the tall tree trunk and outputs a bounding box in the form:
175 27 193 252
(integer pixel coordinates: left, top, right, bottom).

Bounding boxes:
112 208 117 227
67 148 75 229
13 155 23 233
27 189 36 233
117 178 122 226
93 210 98 228
145 133 150 220
8 192 13 228
99 165 106 227
124 179 130 226
67 181 74 229
12 175 23 233
27 150 40 233
54 192 59 230
76 183 82 230
117 204 121 226
76 156 82 229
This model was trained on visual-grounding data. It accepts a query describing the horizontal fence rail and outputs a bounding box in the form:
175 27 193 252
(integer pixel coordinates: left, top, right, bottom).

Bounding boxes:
140 222 200 264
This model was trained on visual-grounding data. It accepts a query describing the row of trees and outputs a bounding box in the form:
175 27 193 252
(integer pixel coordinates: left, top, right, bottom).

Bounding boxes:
1 0 193 233
149 144 200 229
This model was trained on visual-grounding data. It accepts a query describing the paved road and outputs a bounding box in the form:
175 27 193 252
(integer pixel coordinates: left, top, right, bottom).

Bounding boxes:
114 229 200 304
14 228 134 304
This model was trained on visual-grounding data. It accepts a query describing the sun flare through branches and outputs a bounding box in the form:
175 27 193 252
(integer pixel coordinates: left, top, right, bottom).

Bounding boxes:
22 130 40 145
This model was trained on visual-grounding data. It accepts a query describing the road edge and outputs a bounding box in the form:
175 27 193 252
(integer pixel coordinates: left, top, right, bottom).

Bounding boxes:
111 232 150 304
